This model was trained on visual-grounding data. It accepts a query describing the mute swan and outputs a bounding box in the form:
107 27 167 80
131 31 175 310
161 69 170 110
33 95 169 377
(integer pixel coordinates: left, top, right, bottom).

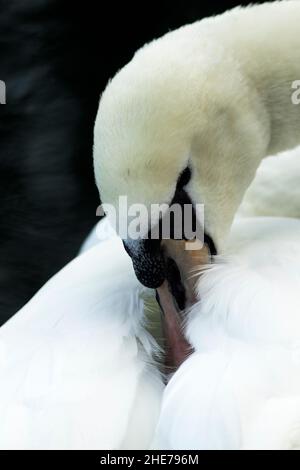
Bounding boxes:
93 2 300 336
0 215 299 450
155 216 300 450
0 219 163 450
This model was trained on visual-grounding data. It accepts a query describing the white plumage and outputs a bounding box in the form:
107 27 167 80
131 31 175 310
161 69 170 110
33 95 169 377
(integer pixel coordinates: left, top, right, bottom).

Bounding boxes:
94 1 300 249
238 146 300 219
0 220 163 450
155 217 300 450
1 216 300 450
1 1 300 450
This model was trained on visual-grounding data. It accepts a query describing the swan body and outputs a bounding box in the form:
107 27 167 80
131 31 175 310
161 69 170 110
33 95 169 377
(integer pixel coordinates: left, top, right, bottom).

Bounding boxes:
155 217 300 450
94 1 300 253
0 220 163 450
1 1 300 447
0 216 300 449
238 146 300 219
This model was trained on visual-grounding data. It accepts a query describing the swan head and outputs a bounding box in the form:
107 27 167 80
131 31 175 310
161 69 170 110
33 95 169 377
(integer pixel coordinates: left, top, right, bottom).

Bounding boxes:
93 29 267 351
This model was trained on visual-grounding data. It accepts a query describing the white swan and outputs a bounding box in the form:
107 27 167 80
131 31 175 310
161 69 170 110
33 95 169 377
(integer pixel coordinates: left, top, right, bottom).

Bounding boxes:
94 1 300 301
94 0 300 248
1 2 299 451
0 215 299 450
155 216 300 450
93 0 300 370
0 219 163 450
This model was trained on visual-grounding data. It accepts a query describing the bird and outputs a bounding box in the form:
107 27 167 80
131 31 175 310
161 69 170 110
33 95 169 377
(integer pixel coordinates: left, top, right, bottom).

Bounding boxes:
154 216 300 450
93 2 300 358
1 215 299 450
0 218 163 450
2 1 300 451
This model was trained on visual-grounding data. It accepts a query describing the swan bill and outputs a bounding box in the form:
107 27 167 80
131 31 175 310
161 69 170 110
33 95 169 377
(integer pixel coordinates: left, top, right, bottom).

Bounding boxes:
156 238 210 371
156 281 192 371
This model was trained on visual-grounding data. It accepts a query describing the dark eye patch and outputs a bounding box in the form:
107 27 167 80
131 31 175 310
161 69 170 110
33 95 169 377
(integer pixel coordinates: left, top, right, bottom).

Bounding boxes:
204 233 217 256
176 166 191 191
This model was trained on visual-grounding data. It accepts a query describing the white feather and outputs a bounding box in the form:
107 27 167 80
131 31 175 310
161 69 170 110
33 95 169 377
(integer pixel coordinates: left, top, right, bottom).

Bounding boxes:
0 219 163 450
155 217 300 450
238 146 300 219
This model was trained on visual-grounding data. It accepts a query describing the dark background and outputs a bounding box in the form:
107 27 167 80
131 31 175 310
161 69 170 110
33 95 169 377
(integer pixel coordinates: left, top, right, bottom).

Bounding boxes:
0 0 269 324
